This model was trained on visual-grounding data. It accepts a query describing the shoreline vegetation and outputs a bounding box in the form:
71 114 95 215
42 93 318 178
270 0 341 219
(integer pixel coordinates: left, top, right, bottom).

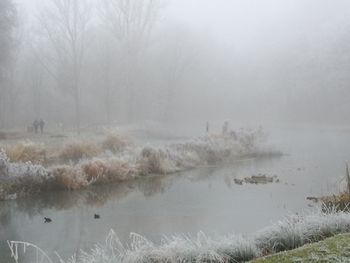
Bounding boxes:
306 163 350 213
251 233 350 262
7 209 350 263
0 128 282 200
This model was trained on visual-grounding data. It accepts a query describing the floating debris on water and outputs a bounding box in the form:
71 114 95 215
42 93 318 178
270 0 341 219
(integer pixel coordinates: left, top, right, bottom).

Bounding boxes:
234 174 279 185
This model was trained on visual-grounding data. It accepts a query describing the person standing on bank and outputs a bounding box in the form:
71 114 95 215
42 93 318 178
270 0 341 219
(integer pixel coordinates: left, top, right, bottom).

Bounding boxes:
33 120 39 134
39 119 45 134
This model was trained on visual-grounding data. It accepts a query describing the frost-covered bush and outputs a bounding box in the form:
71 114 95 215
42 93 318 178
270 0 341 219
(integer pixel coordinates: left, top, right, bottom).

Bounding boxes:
235 126 267 152
101 134 129 153
0 151 50 200
0 129 278 199
255 209 350 253
5 141 47 165
59 142 102 163
0 151 48 179
0 151 8 177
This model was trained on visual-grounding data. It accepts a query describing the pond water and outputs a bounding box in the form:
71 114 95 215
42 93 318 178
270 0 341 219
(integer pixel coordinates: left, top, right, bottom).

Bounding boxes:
1 126 350 262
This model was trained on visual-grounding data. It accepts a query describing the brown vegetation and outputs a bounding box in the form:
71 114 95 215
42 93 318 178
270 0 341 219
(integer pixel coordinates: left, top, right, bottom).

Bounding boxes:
101 134 128 153
59 142 101 162
308 164 350 212
138 147 170 175
5 142 47 164
320 192 350 212
52 166 89 190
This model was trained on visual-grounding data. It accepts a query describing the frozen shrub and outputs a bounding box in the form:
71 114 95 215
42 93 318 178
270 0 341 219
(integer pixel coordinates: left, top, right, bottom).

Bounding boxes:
236 127 267 152
59 142 101 162
101 134 129 153
320 192 350 212
5 141 47 165
171 135 239 165
255 210 350 253
0 151 8 177
104 159 136 181
61 231 259 263
82 159 136 183
82 160 107 182
0 128 278 199
0 151 50 199
52 166 89 190
138 147 171 175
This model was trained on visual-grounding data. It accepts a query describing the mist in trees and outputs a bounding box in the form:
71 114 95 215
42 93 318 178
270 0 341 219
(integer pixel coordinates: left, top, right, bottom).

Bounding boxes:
2 0 350 133
0 0 17 128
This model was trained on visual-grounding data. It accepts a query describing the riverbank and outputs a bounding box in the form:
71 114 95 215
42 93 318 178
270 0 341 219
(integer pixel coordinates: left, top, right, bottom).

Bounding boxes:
251 233 350 262
7 209 350 262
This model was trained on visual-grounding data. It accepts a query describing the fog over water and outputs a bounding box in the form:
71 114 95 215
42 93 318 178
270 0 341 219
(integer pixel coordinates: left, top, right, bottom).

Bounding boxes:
2 0 350 262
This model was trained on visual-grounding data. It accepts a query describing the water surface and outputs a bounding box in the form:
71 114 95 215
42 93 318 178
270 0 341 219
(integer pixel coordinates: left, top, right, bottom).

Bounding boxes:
1 126 349 261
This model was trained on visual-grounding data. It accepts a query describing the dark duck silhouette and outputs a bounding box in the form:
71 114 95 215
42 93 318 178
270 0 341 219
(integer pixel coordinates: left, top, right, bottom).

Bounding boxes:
44 217 52 223
94 214 100 219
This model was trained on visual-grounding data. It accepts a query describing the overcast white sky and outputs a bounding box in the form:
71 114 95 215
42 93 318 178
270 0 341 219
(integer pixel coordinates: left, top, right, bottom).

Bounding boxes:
15 0 350 52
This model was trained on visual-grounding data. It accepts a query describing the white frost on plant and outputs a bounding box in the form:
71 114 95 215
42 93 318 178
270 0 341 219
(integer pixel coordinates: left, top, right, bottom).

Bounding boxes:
0 150 48 179
0 129 275 198
8 210 350 263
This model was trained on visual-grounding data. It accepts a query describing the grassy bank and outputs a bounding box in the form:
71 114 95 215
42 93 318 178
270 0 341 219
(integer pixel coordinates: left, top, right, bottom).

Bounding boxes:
7 210 350 263
252 234 350 263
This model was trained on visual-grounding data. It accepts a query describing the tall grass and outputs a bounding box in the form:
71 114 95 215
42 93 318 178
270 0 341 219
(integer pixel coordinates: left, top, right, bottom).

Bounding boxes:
0 151 50 200
5 141 47 165
59 142 102 163
0 130 279 199
8 209 350 263
101 134 129 153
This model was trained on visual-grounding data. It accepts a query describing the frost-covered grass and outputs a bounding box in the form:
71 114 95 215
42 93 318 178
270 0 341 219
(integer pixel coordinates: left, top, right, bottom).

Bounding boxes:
319 192 350 213
0 151 50 200
7 210 350 263
0 129 281 199
4 140 47 164
58 141 102 163
252 233 350 263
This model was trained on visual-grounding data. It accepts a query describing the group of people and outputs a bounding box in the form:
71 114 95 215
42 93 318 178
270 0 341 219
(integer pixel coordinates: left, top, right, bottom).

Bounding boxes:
33 119 45 134
206 121 229 134
206 120 238 139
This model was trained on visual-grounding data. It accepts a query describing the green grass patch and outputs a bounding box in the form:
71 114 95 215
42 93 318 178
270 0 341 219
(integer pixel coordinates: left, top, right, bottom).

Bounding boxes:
252 234 350 263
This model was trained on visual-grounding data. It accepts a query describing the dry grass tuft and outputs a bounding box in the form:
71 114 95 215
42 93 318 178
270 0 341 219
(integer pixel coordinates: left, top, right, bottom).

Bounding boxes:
138 147 170 175
101 134 128 153
52 166 89 190
82 159 136 183
320 192 350 212
83 160 107 182
5 141 46 165
59 142 101 162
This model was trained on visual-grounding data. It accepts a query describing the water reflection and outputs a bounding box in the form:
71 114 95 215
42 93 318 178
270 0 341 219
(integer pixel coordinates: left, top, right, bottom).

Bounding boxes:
12 175 176 216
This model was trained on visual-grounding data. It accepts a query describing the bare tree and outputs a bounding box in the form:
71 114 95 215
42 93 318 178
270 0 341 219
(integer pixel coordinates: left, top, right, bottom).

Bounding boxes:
24 52 45 119
0 0 17 129
94 32 116 124
159 28 197 122
100 0 163 122
39 0 91 134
